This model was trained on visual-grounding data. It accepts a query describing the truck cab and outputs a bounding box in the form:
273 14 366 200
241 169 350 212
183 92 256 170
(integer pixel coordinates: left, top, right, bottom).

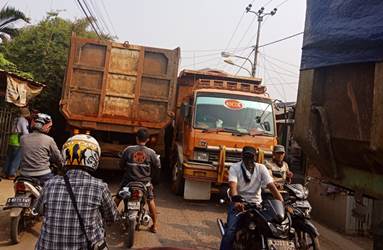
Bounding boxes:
172 69 277 199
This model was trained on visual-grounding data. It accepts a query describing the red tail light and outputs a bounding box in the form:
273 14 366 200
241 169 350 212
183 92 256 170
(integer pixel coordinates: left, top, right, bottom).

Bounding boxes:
131 190 141 200
15 182 27 192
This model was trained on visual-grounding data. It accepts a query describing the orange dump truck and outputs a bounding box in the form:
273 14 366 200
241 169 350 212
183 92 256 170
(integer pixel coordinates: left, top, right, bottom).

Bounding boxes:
60 35 180 169
171 69 277 200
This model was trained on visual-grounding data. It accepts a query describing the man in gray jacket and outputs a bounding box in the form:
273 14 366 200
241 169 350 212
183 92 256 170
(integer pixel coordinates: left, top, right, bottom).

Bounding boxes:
19 113 62 185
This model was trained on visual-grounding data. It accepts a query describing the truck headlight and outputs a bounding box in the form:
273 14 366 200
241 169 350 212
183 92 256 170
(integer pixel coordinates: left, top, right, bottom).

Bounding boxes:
194 151 209 162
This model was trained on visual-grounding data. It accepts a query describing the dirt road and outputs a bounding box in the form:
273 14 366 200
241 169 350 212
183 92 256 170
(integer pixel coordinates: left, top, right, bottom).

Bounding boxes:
0 174 372 249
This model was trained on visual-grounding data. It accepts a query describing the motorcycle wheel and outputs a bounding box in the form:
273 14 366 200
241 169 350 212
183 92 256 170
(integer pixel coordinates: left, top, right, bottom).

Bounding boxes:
125 218 136 249
297 230 320 250
10 212 25 244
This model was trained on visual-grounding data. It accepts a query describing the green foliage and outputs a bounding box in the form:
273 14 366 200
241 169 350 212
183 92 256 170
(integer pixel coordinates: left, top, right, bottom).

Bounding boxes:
0 52 34 79
1 15 100 113
0 6 30 42
1 14 106 144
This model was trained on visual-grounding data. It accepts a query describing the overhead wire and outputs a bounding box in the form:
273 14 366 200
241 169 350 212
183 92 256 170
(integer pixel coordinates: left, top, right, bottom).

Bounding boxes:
261 53 286 100
74 0 101 38
259 32 303 48
81 0 104 36
99 0 117 37
259 51 299 68
88 0 111 36
262 53 297 101
260 53 299 75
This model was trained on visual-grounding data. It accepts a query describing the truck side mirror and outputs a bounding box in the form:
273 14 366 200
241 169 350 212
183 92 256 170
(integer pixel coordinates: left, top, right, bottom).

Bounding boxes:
263 121 271 131
181 102 190 118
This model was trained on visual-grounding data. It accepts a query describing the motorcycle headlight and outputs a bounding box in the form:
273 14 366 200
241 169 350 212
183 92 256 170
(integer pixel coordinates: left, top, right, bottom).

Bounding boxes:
194 151 209 162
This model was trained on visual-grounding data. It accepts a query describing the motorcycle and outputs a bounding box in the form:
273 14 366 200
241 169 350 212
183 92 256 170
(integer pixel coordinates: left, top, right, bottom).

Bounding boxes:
3 176 42 244
284 180 320 250
217 193 296 250
119 181 152 248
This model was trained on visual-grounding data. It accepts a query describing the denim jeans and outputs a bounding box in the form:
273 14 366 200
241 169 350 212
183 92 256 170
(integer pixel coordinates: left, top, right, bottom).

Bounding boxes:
33 172 54 186
220 203 243 250
3 146 21 176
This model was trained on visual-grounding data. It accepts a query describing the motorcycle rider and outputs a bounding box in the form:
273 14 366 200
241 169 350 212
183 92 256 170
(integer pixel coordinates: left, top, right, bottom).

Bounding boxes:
265 145 293 188
115 128 161 233
220 146 283 250
19 113 62 185
34 134 118 249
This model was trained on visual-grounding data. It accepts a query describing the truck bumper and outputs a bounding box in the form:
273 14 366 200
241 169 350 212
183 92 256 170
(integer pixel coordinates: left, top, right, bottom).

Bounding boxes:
182 161 229 183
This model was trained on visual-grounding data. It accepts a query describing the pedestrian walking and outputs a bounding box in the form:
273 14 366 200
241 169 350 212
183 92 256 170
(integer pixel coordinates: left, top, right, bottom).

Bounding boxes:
2 107 30 180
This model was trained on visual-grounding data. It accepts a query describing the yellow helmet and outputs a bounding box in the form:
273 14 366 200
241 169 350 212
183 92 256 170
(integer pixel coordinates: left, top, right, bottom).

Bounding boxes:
62 134 101 171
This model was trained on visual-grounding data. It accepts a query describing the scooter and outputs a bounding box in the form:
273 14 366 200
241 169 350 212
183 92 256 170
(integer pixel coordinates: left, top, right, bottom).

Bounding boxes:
4 176 42 244
217 191 296 250
119 181 152 248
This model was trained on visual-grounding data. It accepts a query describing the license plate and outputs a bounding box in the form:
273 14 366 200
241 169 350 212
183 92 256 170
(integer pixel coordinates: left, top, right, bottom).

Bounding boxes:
267 239 295 249
127 201 140 210
294 200 311 209
5 197 31 208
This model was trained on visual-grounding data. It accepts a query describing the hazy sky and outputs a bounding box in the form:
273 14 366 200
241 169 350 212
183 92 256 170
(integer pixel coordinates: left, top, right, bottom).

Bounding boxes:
6 0 306 102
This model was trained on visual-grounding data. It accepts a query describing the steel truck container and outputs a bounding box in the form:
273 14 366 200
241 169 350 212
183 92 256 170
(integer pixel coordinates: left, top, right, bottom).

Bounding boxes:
60 35 180 169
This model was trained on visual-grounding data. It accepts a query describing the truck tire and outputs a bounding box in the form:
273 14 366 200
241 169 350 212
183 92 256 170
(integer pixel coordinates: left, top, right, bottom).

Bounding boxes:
10 213 24 244
171 161 184 195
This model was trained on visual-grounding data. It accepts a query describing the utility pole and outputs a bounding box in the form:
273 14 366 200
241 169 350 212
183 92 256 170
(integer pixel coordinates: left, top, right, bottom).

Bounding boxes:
246 4 277 77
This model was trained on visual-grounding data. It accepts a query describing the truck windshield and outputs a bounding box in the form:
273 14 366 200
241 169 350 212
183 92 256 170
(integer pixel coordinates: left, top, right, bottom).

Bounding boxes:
194 93 275 136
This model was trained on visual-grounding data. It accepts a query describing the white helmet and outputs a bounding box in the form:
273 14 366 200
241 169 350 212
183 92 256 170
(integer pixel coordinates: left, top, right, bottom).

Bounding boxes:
31 113 52 133
62 134 101 172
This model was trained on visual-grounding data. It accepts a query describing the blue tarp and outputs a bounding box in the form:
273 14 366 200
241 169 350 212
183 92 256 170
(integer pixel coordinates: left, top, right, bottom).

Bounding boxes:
301 0 383 70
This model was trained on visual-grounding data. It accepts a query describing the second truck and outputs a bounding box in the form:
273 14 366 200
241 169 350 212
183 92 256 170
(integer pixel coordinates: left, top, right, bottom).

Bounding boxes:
60 35 278 200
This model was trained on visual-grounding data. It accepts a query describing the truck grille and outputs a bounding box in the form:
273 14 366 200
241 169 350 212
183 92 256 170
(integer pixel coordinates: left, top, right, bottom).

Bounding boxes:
208 151 241 163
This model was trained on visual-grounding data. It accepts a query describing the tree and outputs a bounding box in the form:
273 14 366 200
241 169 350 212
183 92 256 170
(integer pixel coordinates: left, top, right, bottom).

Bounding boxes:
0 6 30 42
1 14 106 144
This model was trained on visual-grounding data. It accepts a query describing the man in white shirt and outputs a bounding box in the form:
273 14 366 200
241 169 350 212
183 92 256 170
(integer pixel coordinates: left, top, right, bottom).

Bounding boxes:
220 146 283 250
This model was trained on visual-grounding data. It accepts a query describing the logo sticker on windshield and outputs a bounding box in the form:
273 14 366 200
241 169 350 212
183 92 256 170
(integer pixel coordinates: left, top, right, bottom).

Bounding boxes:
224 99 244 110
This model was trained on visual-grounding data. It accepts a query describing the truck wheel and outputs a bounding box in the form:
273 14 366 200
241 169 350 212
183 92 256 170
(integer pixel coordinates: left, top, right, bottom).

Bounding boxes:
171 161 184 195
10 213 25 244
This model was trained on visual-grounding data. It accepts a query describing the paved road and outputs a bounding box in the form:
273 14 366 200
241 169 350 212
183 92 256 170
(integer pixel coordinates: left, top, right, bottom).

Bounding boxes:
0 173 372 249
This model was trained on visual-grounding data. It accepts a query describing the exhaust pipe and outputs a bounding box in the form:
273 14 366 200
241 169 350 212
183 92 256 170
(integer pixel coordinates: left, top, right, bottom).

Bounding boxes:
217 219 225 237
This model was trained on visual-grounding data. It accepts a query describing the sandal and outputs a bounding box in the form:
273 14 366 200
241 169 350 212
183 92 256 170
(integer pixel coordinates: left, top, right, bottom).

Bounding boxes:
149 225 157 233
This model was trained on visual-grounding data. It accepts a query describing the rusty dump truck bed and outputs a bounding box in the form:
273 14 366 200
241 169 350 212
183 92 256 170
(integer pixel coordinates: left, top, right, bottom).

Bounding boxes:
60 35 180 133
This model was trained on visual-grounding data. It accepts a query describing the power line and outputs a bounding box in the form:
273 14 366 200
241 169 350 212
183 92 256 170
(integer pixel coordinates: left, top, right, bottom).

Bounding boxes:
276 0 290 8
261 54 299 75
75 0 101 38
234 48 254 76
81 0 104 35
260 51 299 68
259 32 303 48
99 0 117 37
88 0 111 35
